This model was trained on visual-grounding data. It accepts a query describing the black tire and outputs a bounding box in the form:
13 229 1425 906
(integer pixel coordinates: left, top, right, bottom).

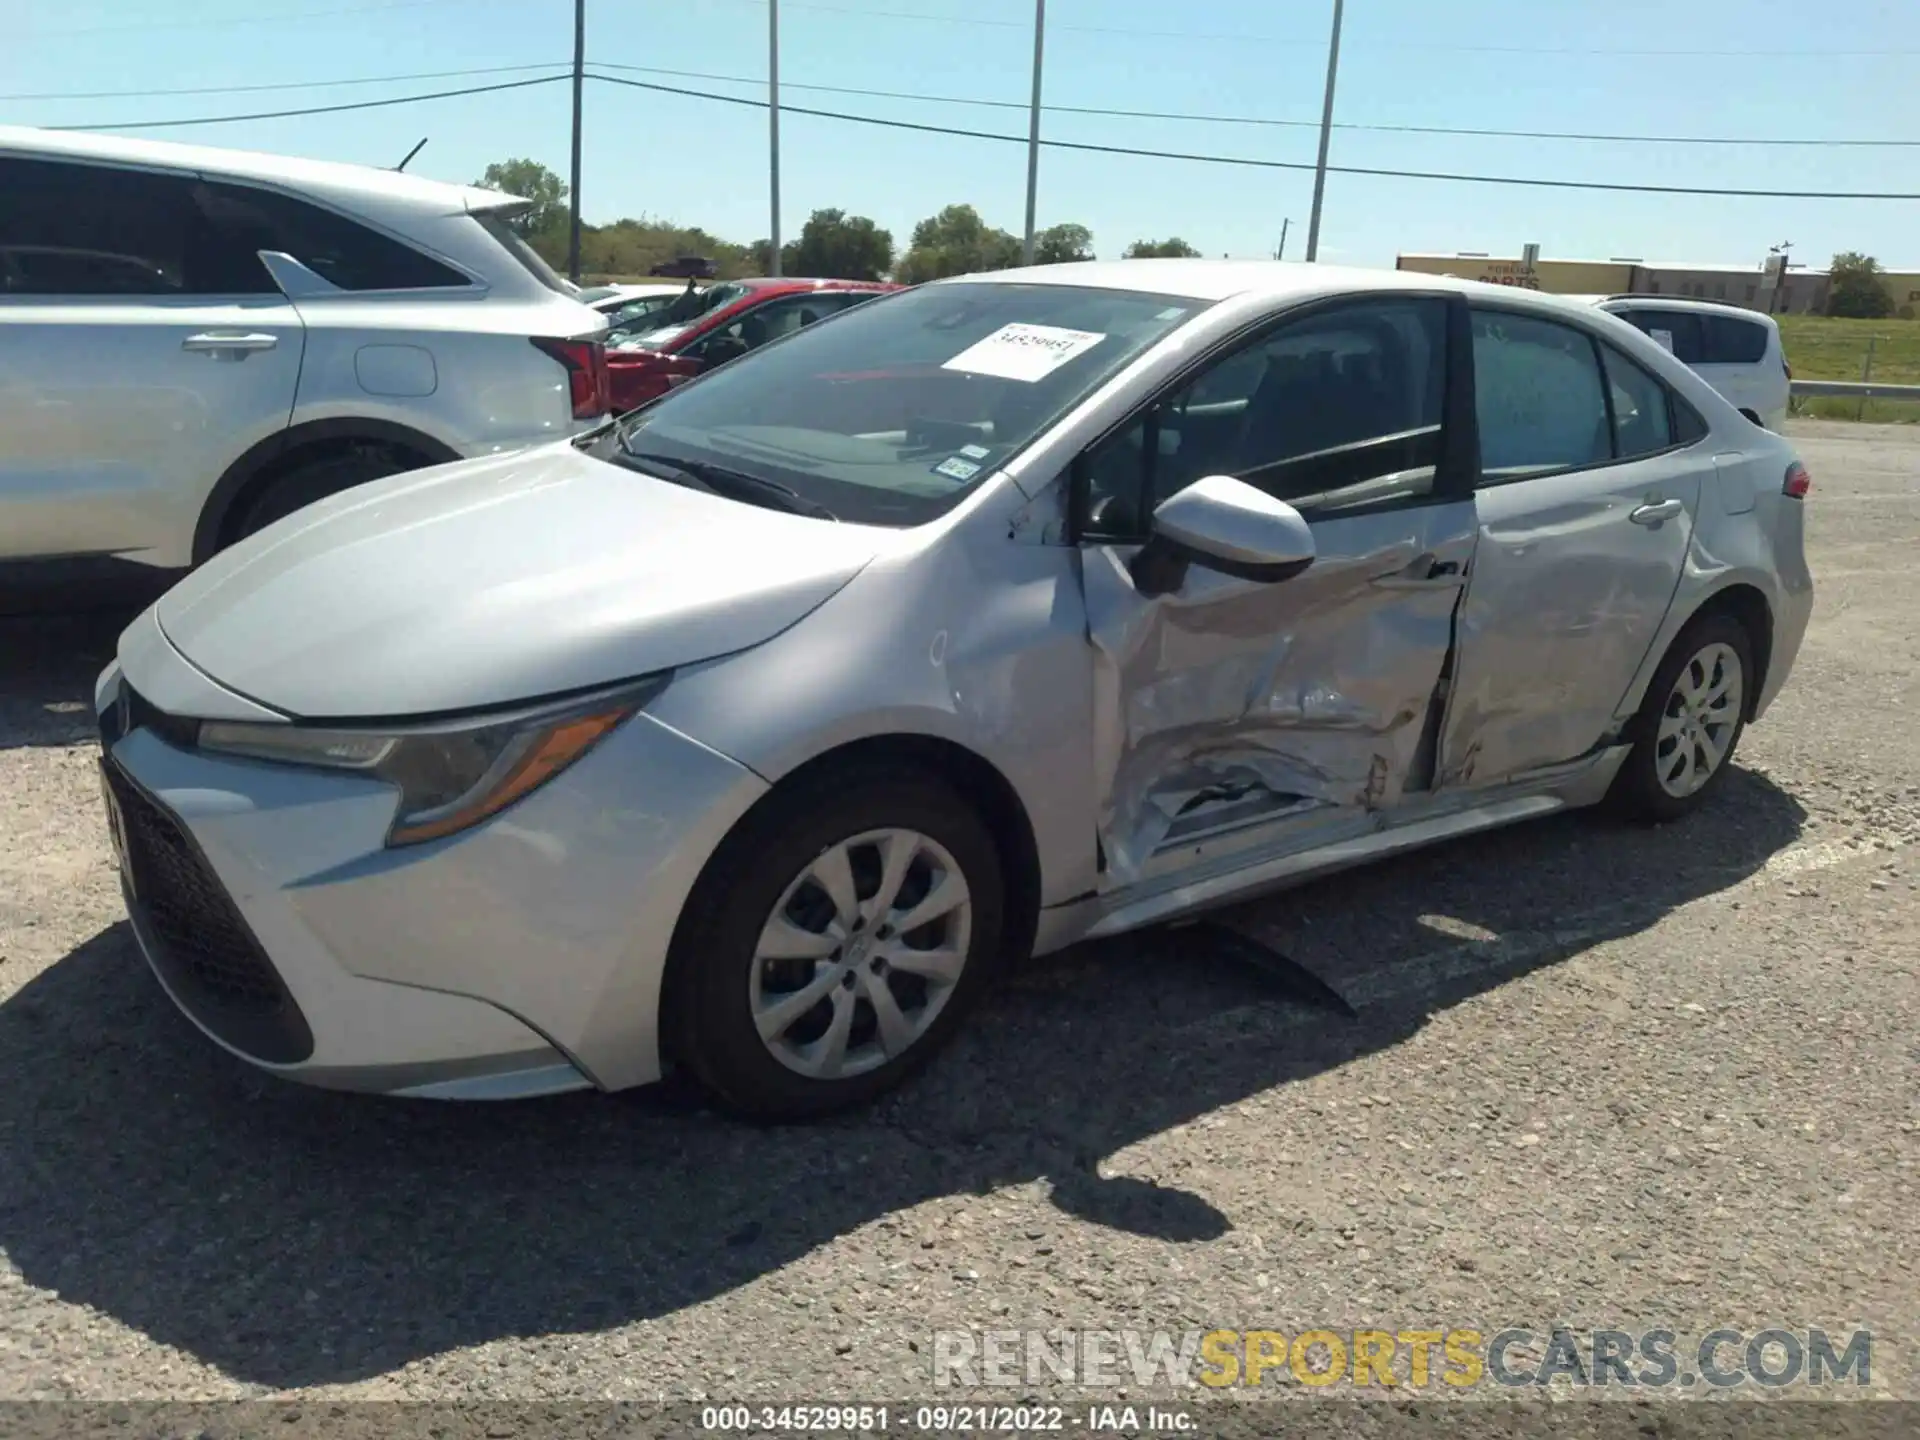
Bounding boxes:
1607 610 1754 824
227 444 412 546
666 763 1006 1122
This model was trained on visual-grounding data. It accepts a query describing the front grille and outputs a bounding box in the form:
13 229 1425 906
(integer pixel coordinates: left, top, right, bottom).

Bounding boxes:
105 761 314 1065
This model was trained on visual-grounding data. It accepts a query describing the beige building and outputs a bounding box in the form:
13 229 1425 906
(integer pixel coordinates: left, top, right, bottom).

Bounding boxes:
1395 253 1920 318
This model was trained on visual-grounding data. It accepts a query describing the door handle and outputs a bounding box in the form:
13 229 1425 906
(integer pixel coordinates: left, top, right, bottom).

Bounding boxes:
1629 498 1684 527
182 332 279 356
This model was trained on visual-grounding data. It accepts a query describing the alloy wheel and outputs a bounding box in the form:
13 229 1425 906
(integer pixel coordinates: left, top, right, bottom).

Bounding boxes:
1654 640 1744 799
750 827 973 1080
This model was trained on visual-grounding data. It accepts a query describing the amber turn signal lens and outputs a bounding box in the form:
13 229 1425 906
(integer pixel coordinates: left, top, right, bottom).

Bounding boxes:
387 706 632 846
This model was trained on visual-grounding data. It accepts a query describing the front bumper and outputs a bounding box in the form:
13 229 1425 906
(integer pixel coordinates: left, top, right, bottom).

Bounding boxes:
96 663 769 1098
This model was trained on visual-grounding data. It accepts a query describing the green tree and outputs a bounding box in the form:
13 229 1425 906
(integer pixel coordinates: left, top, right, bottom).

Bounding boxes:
1827 251 1894 319
1033 222 1095 265
896 204 1022 283
783 208 895 279
473 159 569 239
1124 237 1201 259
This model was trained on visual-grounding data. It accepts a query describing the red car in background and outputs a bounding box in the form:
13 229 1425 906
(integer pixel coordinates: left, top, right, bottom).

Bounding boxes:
603 276 902 411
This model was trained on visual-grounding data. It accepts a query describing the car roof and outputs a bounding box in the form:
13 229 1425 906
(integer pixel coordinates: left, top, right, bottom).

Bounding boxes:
0 125 512 216
935 258 1619 318
734 277 900 293
1590 294 1782 326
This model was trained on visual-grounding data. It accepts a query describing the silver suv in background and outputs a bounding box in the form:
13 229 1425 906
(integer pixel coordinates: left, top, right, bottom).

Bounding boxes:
1585 295 1791 431
0 126 610 578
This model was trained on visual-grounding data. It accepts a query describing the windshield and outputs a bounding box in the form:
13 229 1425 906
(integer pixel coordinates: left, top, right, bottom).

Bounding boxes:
599 281 1211 526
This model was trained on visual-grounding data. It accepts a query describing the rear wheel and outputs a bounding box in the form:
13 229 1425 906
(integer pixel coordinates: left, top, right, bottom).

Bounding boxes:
1608 611 1753 823
667 765 1005 1121
227 444 413 546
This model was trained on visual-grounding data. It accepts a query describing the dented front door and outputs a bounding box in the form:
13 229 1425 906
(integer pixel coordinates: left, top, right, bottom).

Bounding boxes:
1073 292 1481 888
1082 504 1475 883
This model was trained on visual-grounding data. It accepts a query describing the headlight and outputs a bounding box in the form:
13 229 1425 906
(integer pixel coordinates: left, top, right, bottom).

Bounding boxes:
196 676 666 847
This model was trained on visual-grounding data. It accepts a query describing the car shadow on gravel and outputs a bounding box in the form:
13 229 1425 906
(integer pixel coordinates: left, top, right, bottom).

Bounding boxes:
0 768 1805 1389
0 604 148 750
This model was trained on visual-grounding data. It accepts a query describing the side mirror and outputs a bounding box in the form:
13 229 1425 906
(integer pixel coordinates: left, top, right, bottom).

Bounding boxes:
1129 475 1315 598
704 334 750 366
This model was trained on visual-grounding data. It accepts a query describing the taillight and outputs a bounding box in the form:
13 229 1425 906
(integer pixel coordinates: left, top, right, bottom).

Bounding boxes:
1783 461 1811 498
1783 356 1793 380
531 336 610 419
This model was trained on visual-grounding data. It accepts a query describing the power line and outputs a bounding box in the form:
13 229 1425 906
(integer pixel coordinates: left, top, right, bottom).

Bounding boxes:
588 60 1920 149
47 75 570 132
15 55 1912 149
586 71 1920 200
695 0 1920 57
43 61 1920 198
0 64 571 104
18 0 473 37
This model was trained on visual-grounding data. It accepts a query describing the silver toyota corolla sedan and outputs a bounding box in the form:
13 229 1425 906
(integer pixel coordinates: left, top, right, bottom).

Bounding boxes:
94 260 1813 1120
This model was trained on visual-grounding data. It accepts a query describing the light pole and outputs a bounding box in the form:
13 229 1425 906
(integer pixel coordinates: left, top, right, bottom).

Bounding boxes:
1021 0 1046 265
567 0 585 282
768 0 782 276
1304 0 1343 263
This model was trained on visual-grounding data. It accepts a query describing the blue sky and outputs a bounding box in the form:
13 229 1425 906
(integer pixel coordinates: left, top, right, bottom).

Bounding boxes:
9 0 1919 271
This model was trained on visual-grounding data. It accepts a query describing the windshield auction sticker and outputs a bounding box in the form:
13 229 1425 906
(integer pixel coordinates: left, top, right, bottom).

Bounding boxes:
942 323 1106 382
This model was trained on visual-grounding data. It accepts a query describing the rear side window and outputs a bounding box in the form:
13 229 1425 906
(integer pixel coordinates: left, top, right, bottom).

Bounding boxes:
473 212 572 295
197 182 472 292
0 157 193 295
1613 307 1704 365
1471 310 1610 480
1699 313 1769 364
1598 344 1675 458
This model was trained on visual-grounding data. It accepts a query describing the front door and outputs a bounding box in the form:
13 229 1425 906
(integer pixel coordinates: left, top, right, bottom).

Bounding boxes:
1076 294 1479 886
1436 307 1704 788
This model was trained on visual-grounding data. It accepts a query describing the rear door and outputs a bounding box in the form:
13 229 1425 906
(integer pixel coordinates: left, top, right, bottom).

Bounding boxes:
1077 293 1479 885
0 156 305 566
1436 308 1704 788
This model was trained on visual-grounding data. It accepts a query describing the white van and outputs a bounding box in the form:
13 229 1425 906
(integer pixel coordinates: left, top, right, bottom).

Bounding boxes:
1586 296 1791 431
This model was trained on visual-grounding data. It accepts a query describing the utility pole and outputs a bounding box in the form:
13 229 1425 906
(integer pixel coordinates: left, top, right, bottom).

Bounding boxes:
1021 0 1046 265
768 0 782 276
1276 217 1290 260
1304 0 1343 263
567 0 585 282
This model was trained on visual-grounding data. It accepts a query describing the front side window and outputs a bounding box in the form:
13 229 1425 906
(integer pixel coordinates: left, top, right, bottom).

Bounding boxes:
1471 310 1610 480
0 157 192 295
605 281 1210 526
1083 297 1448 533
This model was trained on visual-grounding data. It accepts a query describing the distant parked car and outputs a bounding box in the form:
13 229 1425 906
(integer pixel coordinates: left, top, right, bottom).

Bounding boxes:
95 260 1811 1120
604 277 900 410
1582 295 1790 431
0 125 609 579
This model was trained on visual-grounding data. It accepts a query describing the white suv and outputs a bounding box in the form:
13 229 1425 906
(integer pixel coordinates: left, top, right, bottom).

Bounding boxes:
0 126 610 578
1587 295 1790 431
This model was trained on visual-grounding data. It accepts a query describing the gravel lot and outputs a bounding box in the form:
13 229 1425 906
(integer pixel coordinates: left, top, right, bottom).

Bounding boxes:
1 420 1914 1410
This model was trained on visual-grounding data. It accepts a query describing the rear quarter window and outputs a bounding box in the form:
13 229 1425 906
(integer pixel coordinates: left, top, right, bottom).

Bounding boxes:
1700 314 1770 365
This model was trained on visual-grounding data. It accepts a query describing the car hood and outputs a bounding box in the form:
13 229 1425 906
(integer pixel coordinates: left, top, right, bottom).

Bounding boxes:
152 442 885 719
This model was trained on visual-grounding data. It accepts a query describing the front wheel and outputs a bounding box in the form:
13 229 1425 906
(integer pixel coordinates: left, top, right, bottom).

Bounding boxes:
667 766 1006 1121
1608 612 1753 823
